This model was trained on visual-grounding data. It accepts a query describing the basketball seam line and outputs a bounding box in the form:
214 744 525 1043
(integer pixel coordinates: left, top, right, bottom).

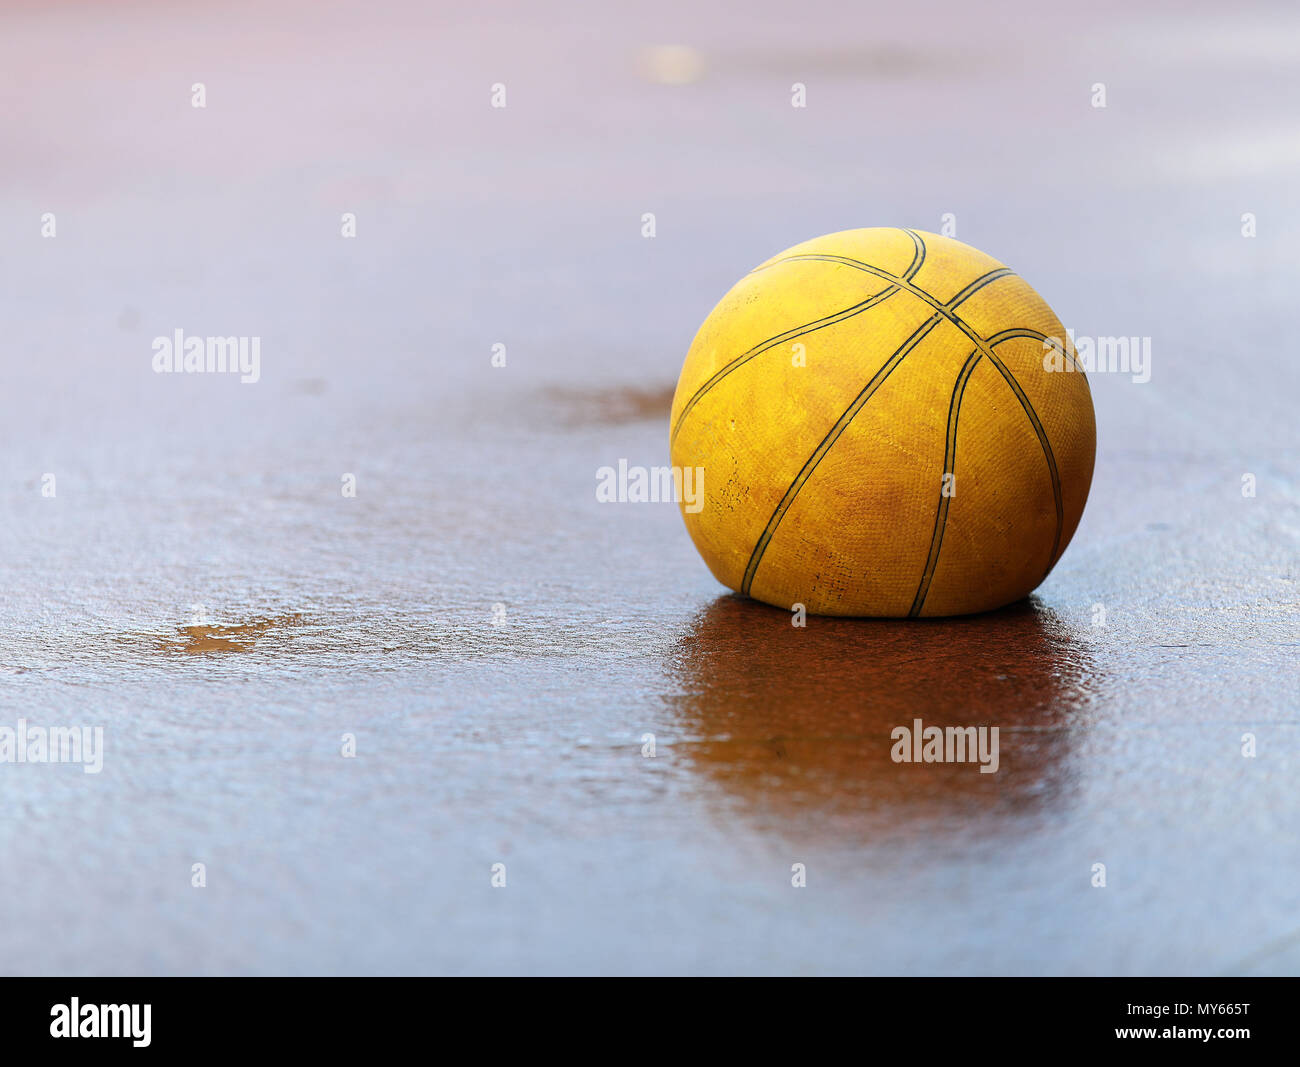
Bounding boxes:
908 331 1075 616
908 348 982 617
673 252 1016 450
983 350 1065 571
739 264 1023 601
756 256 1068 589
768 254 1013 312
985 327 1092 387
670 282 903 444
739 311 945 596
749 227 929 281
670 229 929 445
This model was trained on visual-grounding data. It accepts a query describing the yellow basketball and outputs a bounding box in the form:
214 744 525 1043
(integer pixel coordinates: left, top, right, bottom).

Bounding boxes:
669 227 1096 617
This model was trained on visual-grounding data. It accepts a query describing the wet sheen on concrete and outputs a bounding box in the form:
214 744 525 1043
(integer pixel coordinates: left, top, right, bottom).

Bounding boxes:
0 0 1296 975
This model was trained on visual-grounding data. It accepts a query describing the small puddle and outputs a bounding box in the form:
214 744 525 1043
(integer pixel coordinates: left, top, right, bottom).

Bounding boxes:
154 613 306 655
543 384 675 427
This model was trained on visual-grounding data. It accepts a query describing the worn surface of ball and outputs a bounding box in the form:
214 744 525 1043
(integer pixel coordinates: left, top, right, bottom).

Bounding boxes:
670 227 1096 617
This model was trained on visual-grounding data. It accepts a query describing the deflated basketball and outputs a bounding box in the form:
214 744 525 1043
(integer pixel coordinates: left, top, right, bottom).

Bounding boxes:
669 227 1096 617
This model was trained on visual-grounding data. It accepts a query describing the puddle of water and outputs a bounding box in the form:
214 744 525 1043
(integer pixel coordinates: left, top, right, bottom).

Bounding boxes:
541 384 676 427
153 614 307 655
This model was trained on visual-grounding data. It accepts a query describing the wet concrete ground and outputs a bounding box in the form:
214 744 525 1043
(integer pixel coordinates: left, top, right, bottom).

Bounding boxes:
0 0 1296 974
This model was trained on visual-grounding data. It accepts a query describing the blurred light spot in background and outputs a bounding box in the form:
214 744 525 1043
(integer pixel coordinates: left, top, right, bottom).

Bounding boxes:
641 44 706 85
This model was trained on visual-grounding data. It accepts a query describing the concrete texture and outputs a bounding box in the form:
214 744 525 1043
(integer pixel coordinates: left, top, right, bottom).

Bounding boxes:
0 0 1295 974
